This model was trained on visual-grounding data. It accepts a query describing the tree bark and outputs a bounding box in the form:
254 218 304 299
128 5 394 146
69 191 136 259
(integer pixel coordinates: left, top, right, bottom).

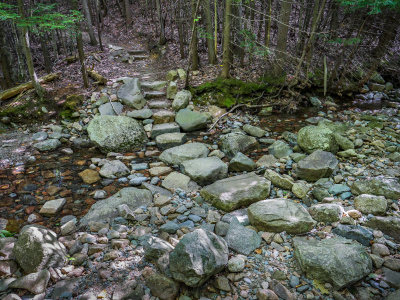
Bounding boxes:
204 0 216 64
221 0 232 78
264 0 272 50
17 0 45 99
124 0 132 27
82 0 98 45
176 0 185 59
39 33 52 73
275 0 293 74
0 24 14 88
156 0 166 44
191 0 199 70
95 0 104 51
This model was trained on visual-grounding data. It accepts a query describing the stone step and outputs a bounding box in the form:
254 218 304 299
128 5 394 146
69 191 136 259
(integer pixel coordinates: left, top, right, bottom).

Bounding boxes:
151 123 180 139
144 91 166 100
132 55 150 61
148 100 171 109
141 81 167 91
153 110 175 124
128 49 147 55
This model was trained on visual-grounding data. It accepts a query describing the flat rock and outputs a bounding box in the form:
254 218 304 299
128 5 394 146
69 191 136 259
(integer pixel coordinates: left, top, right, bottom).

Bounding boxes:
161 171 199 193
365 216 400 241
256 155 278 168
9 269 50 294
264 169 293 190
39 198 66 216
142 182 173 197
99 160 130 178
354 194 387 215
268 140 293 158
293 237 372 289
228 152 256 172
34 139 61 151
156 132 187 150
351 177 400 199
153 110 175 124
127 108 153 119
248 199 316 234
78 169 101 184
98 102 123 116
296 150 338 181
181 157 228 186
243 124 266 138
175 108 208 132
224 217 261 255
220 132 258 158
159 142 209 165
151 123 180 139
200 173 271 212
80 188 152 225
141 81 167 91
332 224 373 246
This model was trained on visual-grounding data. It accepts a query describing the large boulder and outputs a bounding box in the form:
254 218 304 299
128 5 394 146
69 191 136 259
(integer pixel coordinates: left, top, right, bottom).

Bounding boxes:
297 125 338 154
296 150 338 182
354 194 387 216
117 78 146 109
169 229 228 287
248 199 316 234
159 143 209 165
87 116 147 153
200 173 271 212
350 177 400 199
293 237 372 289
80 188 152 225
220 132 258 158
181 157 228 186
172 90 191 111
13 225 67 274
365 216 400 242
175 109 208 132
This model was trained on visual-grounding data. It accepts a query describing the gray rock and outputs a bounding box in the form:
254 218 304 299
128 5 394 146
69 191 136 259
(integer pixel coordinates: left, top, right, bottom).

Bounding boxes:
297 125 338 154
228 152 256 172
169 229 228 287
39 198 66 216
181 157 228 186
268 140 293 159
8 269 50 294
127 109 153 119
160 221 180 234
34 139 61 151
13 225 67 274
146 274 180 300
332 224 373 246
220 132 258 158
144 236 174 261
80 188 152 225
99 160 130 178
172 90 191 111
228 255 245 272
224 217 261 255
293 237 372 289
142 182 173 197
51 278 80 299
161 171 198 193
167 81 178 99
386 289 400 300
0 237 15 260
32 132 48 141
243 124 266 138
388 152 400 162
310 96 322 107
112 280 141 300
354 194 387 216
248 199 316 234
264 169 293 190
141 81 167 91
351 177 400 199
200 173 271 212
365 216 400 242
221 208 250 225
151 123 181 139
156 132 187 150
117 78 146 109
296 150 338 182
292 182 309 198
159 142 209 165
72 137 93 148
334 134 354 150
308 203 343 223
256 155 278 168
98 102 123 116
175 108 208 132
87 116 147 153
382 267 400 289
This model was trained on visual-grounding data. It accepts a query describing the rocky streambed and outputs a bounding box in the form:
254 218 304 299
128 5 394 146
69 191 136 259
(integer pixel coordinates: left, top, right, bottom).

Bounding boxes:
1 71 400 300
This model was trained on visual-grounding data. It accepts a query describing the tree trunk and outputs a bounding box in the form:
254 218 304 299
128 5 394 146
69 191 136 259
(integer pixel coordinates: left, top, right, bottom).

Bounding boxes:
221 0 232 78
176 0 185 59
0 24 14 88
156 0 166 44
275 0 293 74
17 0 45 99
95 0 104 51
191 0 199 70
124 0 132 27
39 34 52 73
11 22 27 82
204 0 216 64
264 0 272 50
82 0 98 45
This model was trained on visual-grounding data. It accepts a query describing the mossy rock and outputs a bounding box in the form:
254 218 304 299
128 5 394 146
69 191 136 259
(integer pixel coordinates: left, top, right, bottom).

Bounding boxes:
61 95 84 119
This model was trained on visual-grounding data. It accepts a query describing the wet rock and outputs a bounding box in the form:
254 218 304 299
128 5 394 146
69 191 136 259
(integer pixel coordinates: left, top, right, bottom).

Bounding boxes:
296 150 338 182
181 157 228 186
293 237 372 289
117 78 146 109
39 198 66 216
268 140 293 159
9 269 50 294
13 225 67 274
127 108 153 119
175 109 208 132
169 229 228 287
350 177 400 199
156 132 187 150
172 90 191 111
34 139 61 151
308 203 343 223
243 124 266 138
80 187 152 225
159 142 209 165
87 116 147 153
332 224 373 246
224 217 261 255
78 169 101 184
146 274 180 300
228 152 256 172
161 171 198 193
144 236 174 261
354 194 387 216
99 160 130 178
32 132 48 141
297 125 338 154
248 199 316 234
200 173 271 212
264 169 294 190
220 132 258 158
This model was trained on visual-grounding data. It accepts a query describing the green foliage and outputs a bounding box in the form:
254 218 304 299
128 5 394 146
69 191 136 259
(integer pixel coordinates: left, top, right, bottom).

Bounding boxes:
336 0 400 14
197 27 213 40
0 230 15 238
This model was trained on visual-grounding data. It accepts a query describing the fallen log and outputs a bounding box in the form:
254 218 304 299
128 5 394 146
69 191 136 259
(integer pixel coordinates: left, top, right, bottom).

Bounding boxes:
0 72 61 102
65 51 102 63
87 69 107 85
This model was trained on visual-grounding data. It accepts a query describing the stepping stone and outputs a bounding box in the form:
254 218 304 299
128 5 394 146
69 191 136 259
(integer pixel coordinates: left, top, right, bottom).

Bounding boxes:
151 123 180 139
159 142 209 165
141 182 173 197
148 100 171 109
141 81 167 91
225 217 261 255
175 108 208 132
181 157 228 186
144 91 166 99
153 110 175 124
132 55 149 60
39 198 66 216
156 132 187 150
220 132 258 158
296 150 338 182
127 49 147 55
127 109 153 119
161 172 198 193
98 102 123 116
200 173 271 212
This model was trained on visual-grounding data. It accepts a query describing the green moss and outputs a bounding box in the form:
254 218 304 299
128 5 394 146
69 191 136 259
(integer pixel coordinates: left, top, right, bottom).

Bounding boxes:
259 73 287 85
61 94 83 119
